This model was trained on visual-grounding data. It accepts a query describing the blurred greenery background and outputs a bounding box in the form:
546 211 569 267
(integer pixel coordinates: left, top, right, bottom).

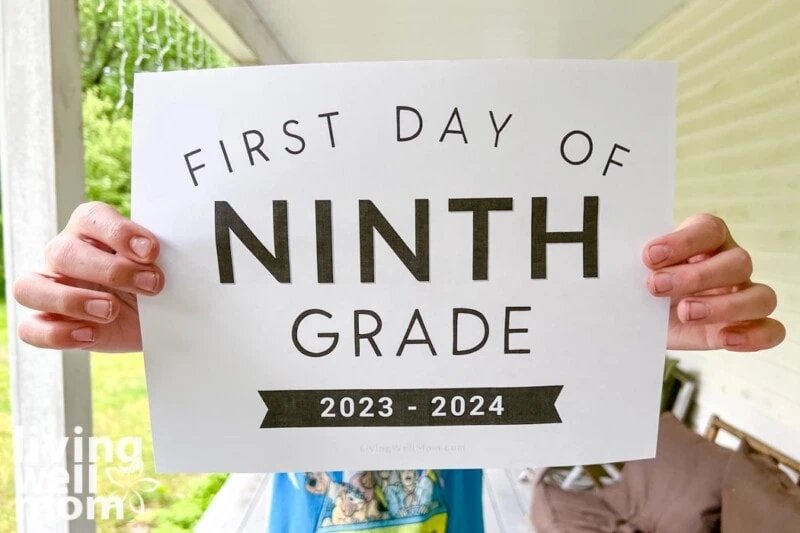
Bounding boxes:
0 1 232 531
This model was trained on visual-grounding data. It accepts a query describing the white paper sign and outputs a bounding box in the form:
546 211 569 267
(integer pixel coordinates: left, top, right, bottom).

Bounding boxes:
132 60 674 473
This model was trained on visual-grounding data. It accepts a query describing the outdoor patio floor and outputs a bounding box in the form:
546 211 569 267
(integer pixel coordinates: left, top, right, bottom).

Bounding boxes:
196 469 534 532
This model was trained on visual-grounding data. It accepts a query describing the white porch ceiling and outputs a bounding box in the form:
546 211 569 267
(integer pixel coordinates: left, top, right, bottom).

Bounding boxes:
247 0 687 63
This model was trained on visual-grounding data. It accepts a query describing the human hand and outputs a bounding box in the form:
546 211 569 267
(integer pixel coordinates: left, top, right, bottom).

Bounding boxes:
13 202 163 352
643 214 785 352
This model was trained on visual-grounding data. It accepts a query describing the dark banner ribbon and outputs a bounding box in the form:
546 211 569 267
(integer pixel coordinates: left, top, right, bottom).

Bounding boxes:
258 386 562 428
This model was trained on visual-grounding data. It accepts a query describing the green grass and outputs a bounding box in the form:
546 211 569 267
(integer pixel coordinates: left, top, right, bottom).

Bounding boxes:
0 302 222 532
0 302 14 533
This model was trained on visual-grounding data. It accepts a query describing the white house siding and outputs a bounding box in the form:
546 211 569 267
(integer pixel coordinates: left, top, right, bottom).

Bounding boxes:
621 0 800 457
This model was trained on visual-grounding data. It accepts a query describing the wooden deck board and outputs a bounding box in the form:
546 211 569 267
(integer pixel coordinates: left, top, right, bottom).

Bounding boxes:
507 468 533 518
482 480 503 533
483 469 532 533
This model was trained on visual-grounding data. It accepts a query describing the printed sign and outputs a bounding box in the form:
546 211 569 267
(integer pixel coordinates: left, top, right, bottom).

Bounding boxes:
132 60 674 472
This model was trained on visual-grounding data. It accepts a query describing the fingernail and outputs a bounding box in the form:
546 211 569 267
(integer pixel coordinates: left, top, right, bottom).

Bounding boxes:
653 272 674 293
685 301 710 321
71 327 94 343
130 237 152 259
725 332 746 347
648 244 672 265
85 299 112 320
134 271 158 292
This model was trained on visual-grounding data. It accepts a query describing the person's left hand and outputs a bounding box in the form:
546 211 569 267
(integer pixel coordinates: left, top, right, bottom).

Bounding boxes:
643 213 785 352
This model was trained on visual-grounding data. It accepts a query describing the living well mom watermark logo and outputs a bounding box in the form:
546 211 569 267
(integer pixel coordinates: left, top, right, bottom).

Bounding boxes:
14 425 160 520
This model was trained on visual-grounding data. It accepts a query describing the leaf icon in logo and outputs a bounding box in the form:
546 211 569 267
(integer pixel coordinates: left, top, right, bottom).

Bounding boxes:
106 457 161 515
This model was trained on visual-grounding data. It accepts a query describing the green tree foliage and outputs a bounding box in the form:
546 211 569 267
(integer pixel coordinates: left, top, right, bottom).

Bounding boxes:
0 3 230 288
79 0 231 214
83 90 133 216
80 0 232 118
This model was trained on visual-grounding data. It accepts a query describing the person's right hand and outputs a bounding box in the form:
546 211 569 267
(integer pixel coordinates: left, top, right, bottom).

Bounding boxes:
13 201 163 353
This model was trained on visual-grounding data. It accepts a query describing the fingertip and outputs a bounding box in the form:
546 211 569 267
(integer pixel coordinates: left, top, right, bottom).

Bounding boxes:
70 326 96 344
132 268 165 295
675 301 689 323
772 320 787 347
150 236 161 260
676 300 711 323
11 272 33 304
641 245 655 269
643 242 673 269
719 319 786 353
647 271 675 296
719 329 747 350
17 315 101 350
17 321 31 345
70 201 160 264
84 297 121 324
108 297 122 321
128 235 160 263
645 273 658 296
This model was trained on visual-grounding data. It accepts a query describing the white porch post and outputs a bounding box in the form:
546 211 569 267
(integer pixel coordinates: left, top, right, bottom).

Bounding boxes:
0 1 94 532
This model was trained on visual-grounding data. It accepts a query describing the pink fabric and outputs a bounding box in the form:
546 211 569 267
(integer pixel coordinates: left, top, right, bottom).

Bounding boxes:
532 481 634 533
721 440 800 533
598 413 732 533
